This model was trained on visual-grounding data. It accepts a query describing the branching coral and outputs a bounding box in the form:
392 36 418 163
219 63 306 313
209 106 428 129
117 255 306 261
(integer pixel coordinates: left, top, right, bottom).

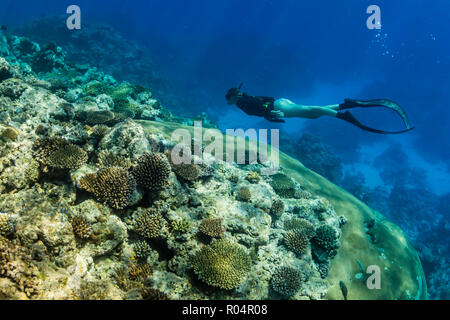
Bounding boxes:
199 217 225 238
313 225 339 252
0 236 40 297
134 240 152 260
46 144 88 170
245 171 260 184
97 151 132 169
134 208 165 238
0 236 10 265
316 261 330 279
0 213 14 237
84 82 147 115
80 166 136 209
34 137 87 170
270 266 303 297
78 279 111 300
112 266 143 294
110 83 147 108
270 199 285 217
284 218 316 239
132 153 171 190
141 287 170 300
269 173 297 198
191 239 251 290
171 162 202 181
170 219 190 233
90 125 110 139
237 187 251 202
71 215 93 239
284 230 309 255
84 81 112 97
129 262 152 281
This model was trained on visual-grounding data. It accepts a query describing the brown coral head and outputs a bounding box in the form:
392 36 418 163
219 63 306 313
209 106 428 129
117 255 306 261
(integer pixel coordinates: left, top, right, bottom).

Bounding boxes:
80 166 136 209
199 217 225 238
132 153 171 190
72 215 93 239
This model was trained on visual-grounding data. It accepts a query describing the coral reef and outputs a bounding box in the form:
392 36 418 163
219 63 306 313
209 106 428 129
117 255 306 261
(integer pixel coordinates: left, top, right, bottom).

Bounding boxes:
0 27 427 301
89 125 109 139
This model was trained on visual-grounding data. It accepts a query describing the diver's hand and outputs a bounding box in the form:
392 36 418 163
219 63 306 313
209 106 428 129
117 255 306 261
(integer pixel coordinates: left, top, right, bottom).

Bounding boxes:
270 110 285 119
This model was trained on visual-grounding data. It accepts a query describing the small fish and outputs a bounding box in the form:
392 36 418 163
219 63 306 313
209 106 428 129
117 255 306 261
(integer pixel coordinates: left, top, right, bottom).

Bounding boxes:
339 281 348 300
0 25 6 31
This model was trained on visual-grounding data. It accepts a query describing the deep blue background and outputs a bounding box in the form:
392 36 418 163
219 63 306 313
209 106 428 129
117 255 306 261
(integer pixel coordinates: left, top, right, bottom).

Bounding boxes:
1 0 449 193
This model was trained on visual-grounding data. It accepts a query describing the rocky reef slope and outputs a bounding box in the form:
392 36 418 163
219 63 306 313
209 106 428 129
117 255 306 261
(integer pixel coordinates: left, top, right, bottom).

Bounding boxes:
0 29 426 300
139 121 427 300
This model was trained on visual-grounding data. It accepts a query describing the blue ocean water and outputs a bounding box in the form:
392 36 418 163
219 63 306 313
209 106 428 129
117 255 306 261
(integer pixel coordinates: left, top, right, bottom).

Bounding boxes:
0 0 449 299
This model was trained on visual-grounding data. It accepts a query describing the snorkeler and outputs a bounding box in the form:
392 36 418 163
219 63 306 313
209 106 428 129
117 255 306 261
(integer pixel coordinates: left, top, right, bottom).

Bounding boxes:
225 83 415 134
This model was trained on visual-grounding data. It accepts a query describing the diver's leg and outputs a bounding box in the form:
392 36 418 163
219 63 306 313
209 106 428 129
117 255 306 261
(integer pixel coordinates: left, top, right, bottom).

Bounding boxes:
274 98 338 119
326 104 341 111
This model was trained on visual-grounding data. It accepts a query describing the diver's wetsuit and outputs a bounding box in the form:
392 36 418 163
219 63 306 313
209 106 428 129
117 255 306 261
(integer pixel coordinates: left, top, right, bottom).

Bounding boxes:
235 93 285 123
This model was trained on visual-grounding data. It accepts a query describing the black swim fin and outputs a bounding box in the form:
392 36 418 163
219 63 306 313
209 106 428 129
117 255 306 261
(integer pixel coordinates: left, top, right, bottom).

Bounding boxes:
339 98 413 130
336 111 415 134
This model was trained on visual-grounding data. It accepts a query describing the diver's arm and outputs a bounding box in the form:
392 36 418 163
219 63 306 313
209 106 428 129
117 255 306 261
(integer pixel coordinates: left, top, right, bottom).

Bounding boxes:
267 118 286 123
265 110 286 123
